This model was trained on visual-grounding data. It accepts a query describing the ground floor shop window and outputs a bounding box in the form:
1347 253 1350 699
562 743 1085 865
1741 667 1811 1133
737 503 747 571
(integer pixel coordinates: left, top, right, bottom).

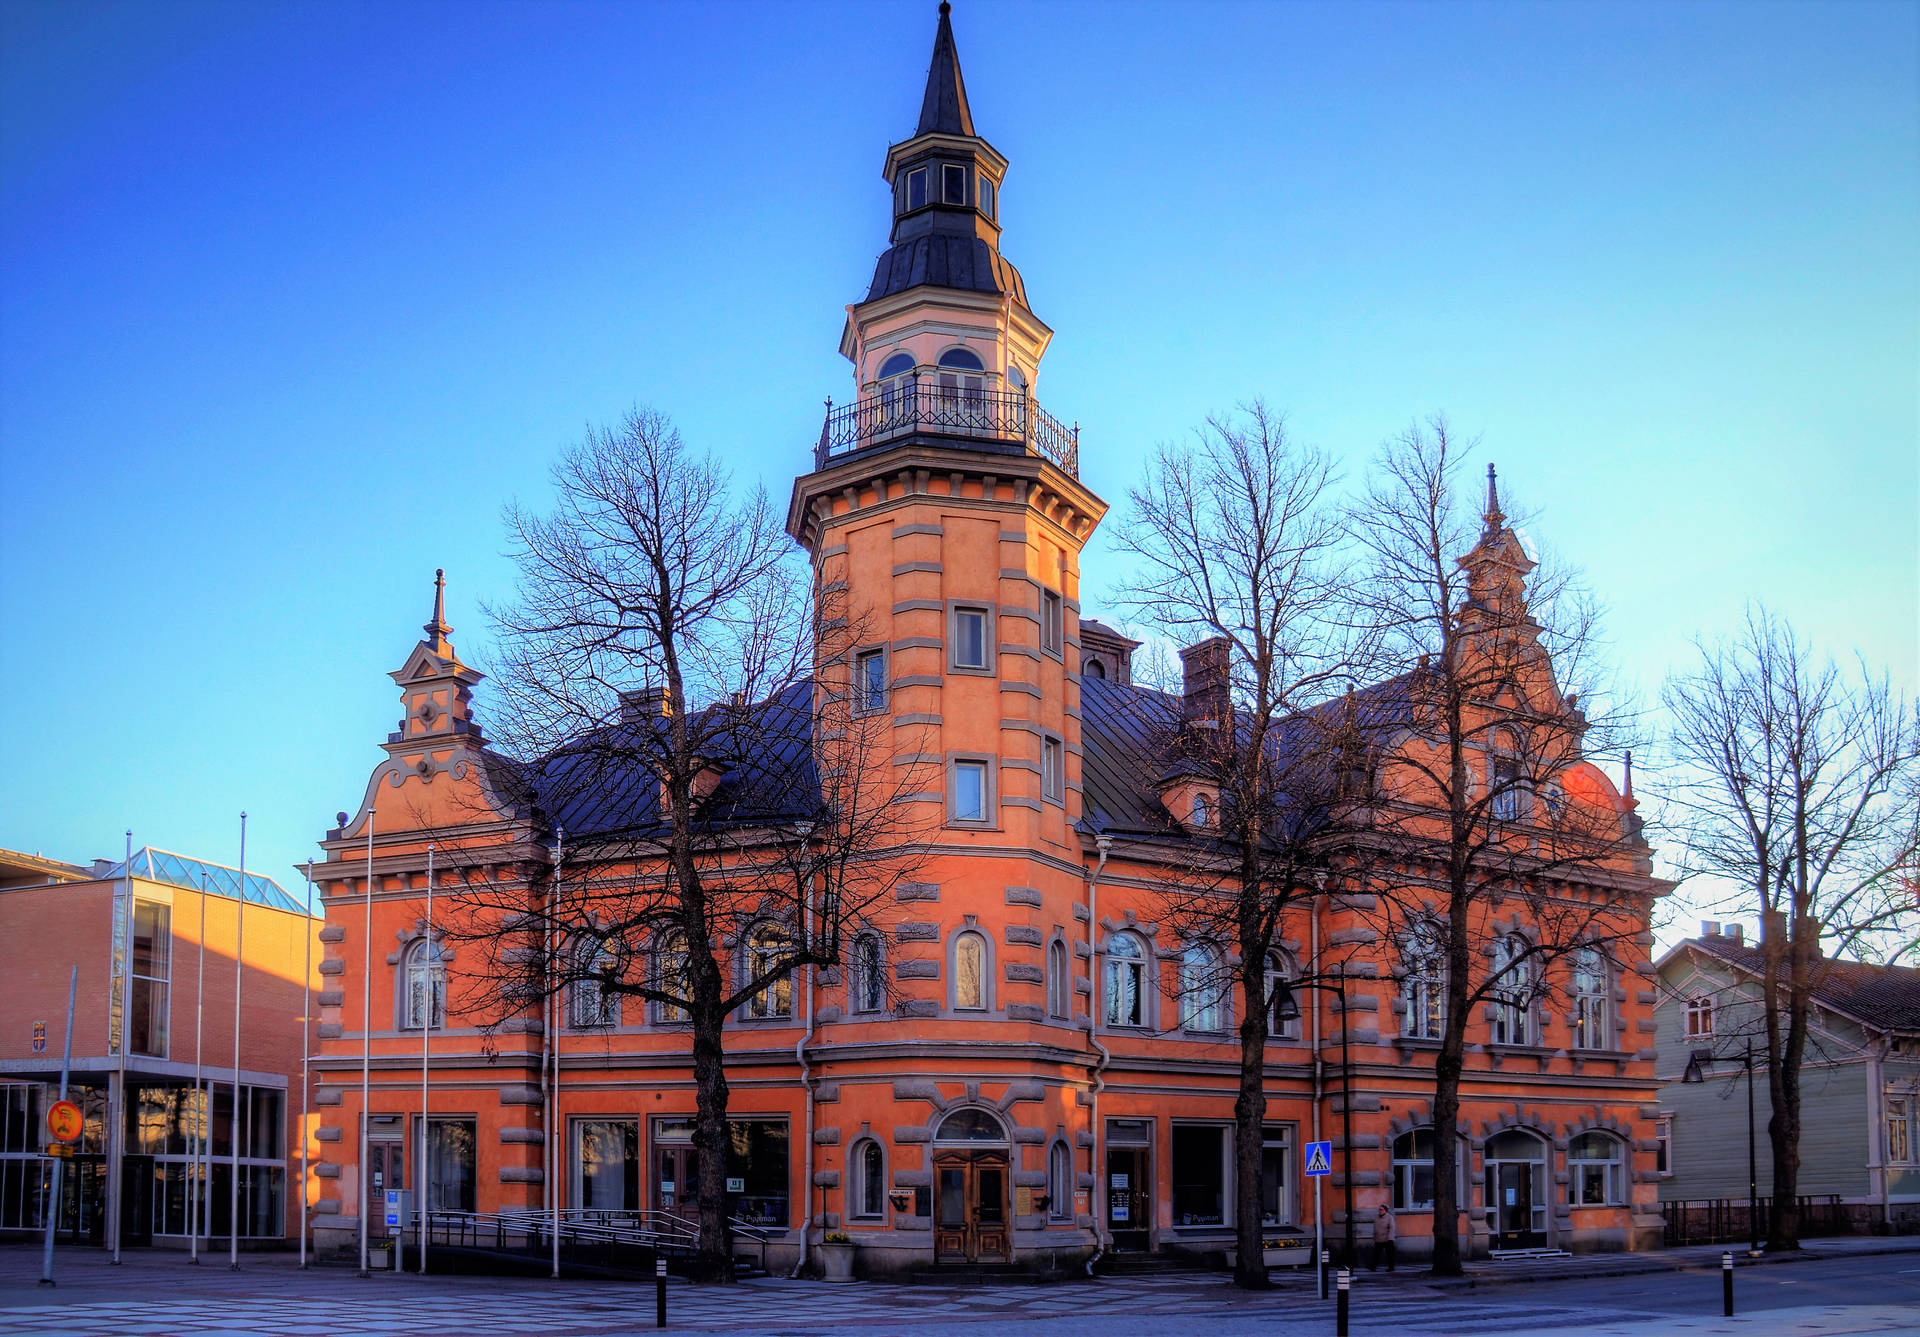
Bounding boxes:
652 1116 789 1227
1171 1123 1227 1227
0 1084 48 1229
574 1118 638 1212
1259 1125 1293 1227
423 1118 477 1213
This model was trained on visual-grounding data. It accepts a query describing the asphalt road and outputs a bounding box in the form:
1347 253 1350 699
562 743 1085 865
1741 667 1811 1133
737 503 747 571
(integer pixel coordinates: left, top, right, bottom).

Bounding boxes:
2 1245 1917 1336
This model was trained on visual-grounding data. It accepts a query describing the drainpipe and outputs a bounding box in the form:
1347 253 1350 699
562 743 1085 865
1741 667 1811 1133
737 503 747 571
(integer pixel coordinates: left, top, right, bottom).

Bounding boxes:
1084 835 1113 1276
791 857 819 1279
1309 908 1324 1274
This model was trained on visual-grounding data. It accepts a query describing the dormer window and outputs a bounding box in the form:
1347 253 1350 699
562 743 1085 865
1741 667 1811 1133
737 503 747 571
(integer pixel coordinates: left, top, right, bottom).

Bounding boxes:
943 163 967 204
1192 793 1212 827
906 167 928 210
978 173 995 218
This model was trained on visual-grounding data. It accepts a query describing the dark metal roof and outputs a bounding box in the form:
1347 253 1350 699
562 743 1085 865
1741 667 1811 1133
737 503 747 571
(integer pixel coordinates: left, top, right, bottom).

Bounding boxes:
1688 935 1920 1034
917 3 975 137
865 233 1027 304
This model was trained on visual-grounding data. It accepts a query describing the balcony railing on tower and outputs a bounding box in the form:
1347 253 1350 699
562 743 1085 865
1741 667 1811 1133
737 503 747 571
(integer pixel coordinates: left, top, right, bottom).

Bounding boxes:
815 378 1079 476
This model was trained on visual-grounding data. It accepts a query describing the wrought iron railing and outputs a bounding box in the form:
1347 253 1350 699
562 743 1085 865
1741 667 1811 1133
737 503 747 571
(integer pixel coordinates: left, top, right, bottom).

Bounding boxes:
815 379 1078 476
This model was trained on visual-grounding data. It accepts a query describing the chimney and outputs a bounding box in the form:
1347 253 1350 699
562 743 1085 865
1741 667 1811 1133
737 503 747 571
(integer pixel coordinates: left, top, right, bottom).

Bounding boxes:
1700 920 1720 938
1725 922 1743 945
620 686 672 722
1180 637 1231 726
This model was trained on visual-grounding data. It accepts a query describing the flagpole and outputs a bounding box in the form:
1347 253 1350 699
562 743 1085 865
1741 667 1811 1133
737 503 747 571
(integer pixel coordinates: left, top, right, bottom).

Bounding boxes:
300 860 315 1268
419 843 432 1275
190 870 208 1263
108 829 130 1266
229 813 246 1270
359 809 376 1277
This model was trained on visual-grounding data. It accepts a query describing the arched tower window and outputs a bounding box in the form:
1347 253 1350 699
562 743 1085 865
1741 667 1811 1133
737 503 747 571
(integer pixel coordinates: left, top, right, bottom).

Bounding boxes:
1104 931 1148 1028
1046 939 1070 1019
936 347 986 426
852 932 886 1014
403 939 447 1030
953 929 989 1011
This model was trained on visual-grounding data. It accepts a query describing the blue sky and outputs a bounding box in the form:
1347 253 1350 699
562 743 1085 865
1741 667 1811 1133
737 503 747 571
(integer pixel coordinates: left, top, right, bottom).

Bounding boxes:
2 1 1914 933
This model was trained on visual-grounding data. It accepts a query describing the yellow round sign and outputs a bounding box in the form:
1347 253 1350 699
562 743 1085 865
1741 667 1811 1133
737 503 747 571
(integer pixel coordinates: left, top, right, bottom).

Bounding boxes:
46 1100 82 1144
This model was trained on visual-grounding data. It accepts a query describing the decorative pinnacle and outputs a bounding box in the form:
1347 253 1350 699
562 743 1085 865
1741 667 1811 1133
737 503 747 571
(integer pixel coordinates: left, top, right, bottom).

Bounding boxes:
1484 462 1505 533
425 568 452 643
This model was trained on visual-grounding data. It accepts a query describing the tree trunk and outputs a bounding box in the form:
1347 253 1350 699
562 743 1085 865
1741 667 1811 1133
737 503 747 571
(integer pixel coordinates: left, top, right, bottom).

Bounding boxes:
1428 892 1472 1276
1233 911 1271 1290
689 1000 734 1281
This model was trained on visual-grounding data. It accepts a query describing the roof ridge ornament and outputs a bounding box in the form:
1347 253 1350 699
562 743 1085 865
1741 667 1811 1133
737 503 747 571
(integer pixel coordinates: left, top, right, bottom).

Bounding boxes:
425 567 453 651
917 0 975 137
1484 462 1505 535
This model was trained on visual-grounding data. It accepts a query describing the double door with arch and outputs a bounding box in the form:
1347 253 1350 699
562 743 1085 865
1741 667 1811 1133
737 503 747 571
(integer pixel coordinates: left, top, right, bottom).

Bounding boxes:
933 1150 1009 1264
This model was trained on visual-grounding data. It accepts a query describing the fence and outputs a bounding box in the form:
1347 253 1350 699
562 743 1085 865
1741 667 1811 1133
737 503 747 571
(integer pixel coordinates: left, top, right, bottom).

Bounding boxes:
1661 1195 1861 1245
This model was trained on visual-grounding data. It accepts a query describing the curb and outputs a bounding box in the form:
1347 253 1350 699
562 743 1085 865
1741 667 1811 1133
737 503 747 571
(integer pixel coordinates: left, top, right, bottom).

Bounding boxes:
1366 1241 1920 1292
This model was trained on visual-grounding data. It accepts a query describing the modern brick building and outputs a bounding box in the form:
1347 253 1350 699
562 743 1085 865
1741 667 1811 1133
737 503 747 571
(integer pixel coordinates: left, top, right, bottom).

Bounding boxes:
0 845 321 1249
305 4 1669 1277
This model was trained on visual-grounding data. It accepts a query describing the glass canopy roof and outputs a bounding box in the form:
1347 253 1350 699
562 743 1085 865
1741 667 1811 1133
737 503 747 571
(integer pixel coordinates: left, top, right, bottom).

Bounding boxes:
104 847 308 915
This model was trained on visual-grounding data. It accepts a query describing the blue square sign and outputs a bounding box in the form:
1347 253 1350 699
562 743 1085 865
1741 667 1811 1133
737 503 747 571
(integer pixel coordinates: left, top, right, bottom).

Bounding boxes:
1303 1140 1333 1177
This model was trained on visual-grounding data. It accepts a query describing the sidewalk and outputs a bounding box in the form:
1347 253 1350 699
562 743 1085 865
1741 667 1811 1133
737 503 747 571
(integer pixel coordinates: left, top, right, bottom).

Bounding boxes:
1341 1233 1920 1292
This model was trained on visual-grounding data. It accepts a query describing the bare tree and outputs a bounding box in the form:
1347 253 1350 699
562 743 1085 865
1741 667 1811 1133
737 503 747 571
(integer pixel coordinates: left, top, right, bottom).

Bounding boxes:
1662 606 1919 1248
1347 418 1654 1275
1115 403 1362 1288
433 408 926 1281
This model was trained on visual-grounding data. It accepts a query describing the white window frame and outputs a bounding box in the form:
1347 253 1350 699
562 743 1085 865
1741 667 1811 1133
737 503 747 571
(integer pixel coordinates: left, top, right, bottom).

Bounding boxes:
942 162 967 204
1104 931 1149 1029
654 933 689 1023
1489 935 1533 1046
129 899 171 1059
851 932 886 1014
1570 946 1608 1050
850 1138 887 1220
854 645 889 714
740 924 793 1020
905 166 928 210
1685 995 1715 1039
1041 733 1065 804
1041 589 1063 657
1267 953 1300 1040
1401 925 1445 1040
1888 1097 1913 1164
1568 1131 1626 1206
402 938 448 1031
1046 938 1070 1019
949 603 994 673
947 755 995 828
1047 1139 1073 1220
568 941 621 1029
1180 941 1228 1033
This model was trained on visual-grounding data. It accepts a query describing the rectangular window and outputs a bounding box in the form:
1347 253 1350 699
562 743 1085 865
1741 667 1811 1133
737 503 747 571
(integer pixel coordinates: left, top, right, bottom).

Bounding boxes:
951 759 989 824
727 1118 791 1228
1171 1124 1227 1227
423 1117 477 1213
1890 1098 1913 1164
1041 589 1062 655
1685 996 1714 1038
1042 734 1064 803
952 605 989 670
942 162 966 204
978 173 995 218
130 901 170 1058
574 1118 640 1212
855 646 888 713
1259 1126 1293 1227
1655 1116 1672 1176
906 167 927 210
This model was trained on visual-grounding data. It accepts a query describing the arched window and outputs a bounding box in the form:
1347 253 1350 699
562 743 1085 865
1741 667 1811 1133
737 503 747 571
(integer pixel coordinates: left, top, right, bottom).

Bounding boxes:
935 1108 1005 1142
742 924 792 1020
1191 793 1212 827
1180 941 1227 1032
851 932 886 1014
1267 952 1300 1040
1047 1141 1072 1221
850 1139 886 1219
1391 1129 1435 1210
1401 923 1445 1040
1489 729 1529 822
1570 946 1609 1050
1490 935 1533 1045
1083 656 1106 679
655 932 688 1023
935 348 986 425
1046 939 1070 1019
877 352 917 428
403 939 447 1030
1568 1131 1626 1206
569 940 620 1029
953 930 988 1011
1104 931 1147 1028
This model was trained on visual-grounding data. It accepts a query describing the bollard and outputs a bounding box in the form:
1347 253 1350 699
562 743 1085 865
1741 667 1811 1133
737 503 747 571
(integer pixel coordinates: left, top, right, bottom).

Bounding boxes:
1318 1248 1330 1300
1336 1267 1350 1337
1722 1251 1733 1317
656 1255 668 1328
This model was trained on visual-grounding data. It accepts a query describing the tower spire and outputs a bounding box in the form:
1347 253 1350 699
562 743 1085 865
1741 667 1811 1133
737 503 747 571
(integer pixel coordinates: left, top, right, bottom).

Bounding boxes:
1483 462 1505 534
917 2 974 137
425 568 452 653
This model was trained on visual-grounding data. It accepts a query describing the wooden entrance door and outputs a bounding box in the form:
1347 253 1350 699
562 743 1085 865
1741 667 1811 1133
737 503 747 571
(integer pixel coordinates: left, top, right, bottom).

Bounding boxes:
933 1152 1010 1263
1487 1161 1539 1249
656 1144 698 1216
365 1141 404 1240
1106 1145 1150 1252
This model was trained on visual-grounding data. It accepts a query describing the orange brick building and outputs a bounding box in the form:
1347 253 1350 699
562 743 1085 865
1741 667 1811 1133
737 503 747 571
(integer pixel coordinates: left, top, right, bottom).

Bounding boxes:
305 5 1667 1276
0 845 322 1248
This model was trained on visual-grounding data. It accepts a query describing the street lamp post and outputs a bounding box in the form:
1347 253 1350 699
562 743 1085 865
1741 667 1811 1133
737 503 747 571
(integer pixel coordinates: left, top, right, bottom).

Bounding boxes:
1274 969 1357 1266
1684 1040 1761 1255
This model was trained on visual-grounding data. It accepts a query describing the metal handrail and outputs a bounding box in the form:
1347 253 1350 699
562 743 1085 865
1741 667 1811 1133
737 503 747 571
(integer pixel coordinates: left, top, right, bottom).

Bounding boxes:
414 1205 775 1273
815 380 1079 476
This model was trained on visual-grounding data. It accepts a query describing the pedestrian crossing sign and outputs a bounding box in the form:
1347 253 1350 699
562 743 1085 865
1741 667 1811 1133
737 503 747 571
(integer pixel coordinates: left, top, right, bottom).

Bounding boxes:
1304 1140 1333 1177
